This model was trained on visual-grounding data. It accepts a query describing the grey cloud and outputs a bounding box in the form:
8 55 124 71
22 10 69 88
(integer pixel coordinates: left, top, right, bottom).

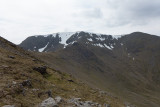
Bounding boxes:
105 0 160 26
0 0 160 44
83 8 103 18
73 8 103 19
125 0 160 19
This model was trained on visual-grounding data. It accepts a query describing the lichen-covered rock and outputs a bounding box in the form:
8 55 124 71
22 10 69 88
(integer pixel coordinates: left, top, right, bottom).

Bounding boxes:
39 97 58 107
55 96 62 104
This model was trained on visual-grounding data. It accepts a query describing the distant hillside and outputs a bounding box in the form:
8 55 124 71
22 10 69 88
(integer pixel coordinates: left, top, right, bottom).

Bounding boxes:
21 31 160 107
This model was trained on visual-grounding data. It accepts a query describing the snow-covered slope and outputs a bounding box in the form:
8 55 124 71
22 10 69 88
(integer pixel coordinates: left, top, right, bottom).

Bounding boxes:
50 32 75 45
19 31 124 52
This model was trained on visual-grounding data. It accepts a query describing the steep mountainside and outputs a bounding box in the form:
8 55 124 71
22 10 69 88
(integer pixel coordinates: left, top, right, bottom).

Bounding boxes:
0 36 126 107
20 31 160 107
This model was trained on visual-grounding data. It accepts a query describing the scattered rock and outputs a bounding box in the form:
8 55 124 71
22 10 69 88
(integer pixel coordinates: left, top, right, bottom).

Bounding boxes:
46 90 52 97
68 79 74 82
12 81 17 85
103 103 110 107
0 90 4 98
55 96 62 104
52 84 56 87
38 92 44 98
22 88 26 96
21 79 32 87
82 101 93 107
1 65 10 68
124 102 135 107
33 66 47 75
99 91 107 95
0 65 11 71
68 98 81 103
68 98 102 107
5 95 13 100
2 105 15 107
32 88 39 92
32 59 37 61
8 56 15 59
72 88 77 91
39 97 58 107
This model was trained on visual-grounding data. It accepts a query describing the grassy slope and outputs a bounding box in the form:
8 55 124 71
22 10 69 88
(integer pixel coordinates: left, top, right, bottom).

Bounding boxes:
0 37 124 107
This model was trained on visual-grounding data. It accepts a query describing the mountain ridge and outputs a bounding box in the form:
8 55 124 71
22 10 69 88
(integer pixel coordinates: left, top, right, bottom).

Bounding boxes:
19 31 125 52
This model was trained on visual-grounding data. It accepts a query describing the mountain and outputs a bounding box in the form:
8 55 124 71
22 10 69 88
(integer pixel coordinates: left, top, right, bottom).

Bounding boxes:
19 31 122 52
19 31 160 107
0 36 126 107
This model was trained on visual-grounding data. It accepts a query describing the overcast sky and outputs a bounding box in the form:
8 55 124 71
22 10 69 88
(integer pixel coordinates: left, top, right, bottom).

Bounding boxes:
0 0 160 44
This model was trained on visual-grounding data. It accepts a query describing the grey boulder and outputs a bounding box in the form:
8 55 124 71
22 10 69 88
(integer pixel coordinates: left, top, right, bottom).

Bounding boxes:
39 97 58 107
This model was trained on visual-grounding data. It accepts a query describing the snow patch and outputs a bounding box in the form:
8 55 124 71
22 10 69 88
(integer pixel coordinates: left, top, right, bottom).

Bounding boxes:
78 36 82 39
39 42 49 52
104 44 112 50
112 35 124 39
92 43 114 50
37 32 75 46
110 45 114 49
93 43 104 48
128 53 131 57
99 37 105 41
86 42 89 44
88 38 93 42
97 43 104 47
69 41 77 45
54 32 75 46
133 57 135 61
